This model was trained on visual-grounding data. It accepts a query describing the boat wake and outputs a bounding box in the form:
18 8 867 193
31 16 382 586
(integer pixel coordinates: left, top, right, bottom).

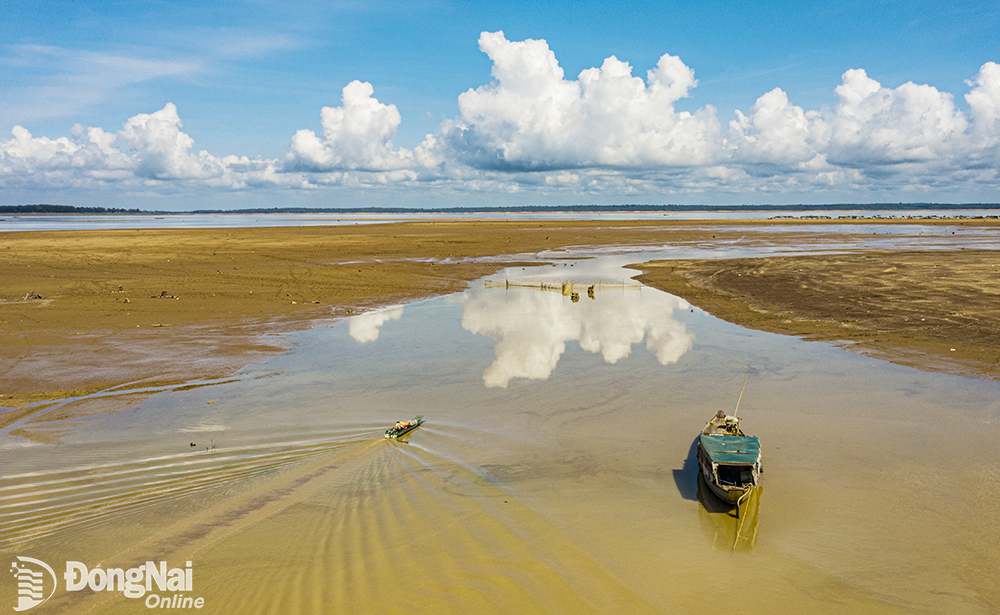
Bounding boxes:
2 425 661 614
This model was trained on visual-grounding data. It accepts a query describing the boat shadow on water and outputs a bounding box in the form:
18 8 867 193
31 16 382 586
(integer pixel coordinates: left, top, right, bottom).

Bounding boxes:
696 473 761 553
672 437 700 501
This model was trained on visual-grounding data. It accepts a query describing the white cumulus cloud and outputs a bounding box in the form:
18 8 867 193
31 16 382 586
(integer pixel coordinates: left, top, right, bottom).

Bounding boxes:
826 69 968 168
284 80 414 173
724 65 1000 189
118 103 224 180
0 103 296 191
427 31 722 172
2 32 999 200
965 62 1000 167
727 88 828 170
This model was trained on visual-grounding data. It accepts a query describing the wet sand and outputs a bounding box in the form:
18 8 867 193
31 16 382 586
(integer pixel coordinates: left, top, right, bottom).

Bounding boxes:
4 281 999 614
632 249 1000 381
2 218 999 432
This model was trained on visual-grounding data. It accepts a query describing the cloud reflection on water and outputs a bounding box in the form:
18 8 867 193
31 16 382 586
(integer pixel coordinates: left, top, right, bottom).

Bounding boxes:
461 285 694 387
348 305 405 342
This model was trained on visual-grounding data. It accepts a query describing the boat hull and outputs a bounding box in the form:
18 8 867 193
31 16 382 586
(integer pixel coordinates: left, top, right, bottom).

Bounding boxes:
696 473 761 552
385 423 421 439
385 416 424 439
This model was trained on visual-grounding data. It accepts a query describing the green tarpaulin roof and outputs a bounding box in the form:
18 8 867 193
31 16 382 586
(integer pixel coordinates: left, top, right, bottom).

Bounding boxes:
700 434 760 465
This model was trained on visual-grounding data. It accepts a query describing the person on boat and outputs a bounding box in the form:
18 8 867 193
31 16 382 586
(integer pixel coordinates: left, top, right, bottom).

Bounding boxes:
712 410 741 435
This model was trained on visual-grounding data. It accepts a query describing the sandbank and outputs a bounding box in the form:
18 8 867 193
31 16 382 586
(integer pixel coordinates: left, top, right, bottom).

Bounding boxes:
632 249 1000 380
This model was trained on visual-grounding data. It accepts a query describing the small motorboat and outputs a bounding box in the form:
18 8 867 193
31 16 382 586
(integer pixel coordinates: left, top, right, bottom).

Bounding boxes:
385 415 424 439
697 410 761 505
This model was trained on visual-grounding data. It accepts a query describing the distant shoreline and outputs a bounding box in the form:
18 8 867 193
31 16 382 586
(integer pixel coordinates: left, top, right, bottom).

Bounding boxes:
2 202 1000 216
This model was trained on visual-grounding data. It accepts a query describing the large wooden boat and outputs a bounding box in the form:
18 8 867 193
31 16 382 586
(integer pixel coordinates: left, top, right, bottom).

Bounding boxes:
696 411 761 505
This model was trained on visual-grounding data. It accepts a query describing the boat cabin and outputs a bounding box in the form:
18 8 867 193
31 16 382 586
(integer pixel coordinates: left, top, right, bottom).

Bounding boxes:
699 435 761 485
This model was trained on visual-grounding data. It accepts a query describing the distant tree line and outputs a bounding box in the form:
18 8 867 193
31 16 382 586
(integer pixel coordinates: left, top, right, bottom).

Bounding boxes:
190 203 999 214
0 204 146 214
2 202 998 215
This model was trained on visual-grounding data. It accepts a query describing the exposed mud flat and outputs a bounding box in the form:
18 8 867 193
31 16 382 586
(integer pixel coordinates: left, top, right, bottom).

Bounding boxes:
632 249 1000 380
3 219 999 426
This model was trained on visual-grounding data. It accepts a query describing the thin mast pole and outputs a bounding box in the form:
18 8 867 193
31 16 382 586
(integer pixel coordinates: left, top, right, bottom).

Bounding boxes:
733 375 748 416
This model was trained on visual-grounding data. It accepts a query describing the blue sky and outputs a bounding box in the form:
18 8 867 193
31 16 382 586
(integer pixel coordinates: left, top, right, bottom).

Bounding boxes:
1 0 998 209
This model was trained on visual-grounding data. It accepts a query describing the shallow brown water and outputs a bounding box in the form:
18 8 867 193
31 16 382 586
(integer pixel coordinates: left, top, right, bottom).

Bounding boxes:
3 258 1000 614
